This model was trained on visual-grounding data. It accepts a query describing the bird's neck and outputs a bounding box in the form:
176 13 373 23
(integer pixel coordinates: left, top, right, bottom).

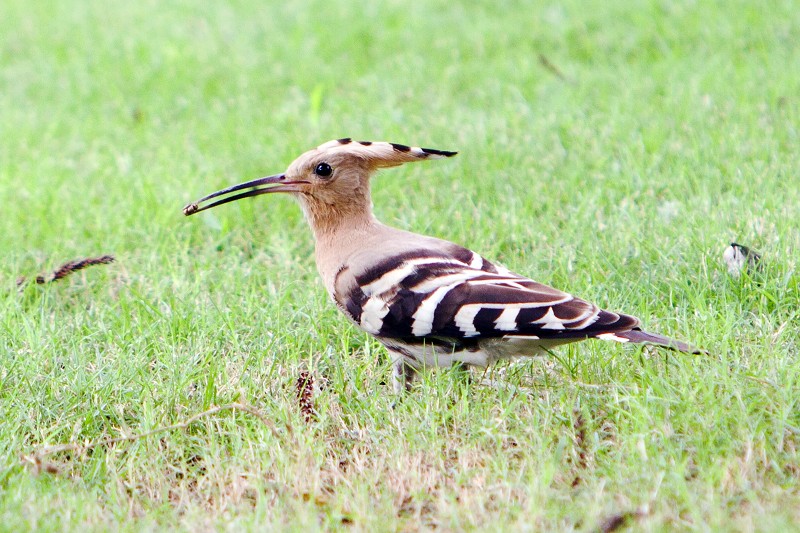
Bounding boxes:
299 193 378 243
298 193 388 295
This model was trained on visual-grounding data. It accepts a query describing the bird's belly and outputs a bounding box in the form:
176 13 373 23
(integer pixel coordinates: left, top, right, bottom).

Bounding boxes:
383 336 578 370
418 348 493 368
383 341 496 368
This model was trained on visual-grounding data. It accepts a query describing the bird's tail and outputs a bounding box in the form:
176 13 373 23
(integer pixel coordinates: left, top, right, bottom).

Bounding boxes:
612 328 706 355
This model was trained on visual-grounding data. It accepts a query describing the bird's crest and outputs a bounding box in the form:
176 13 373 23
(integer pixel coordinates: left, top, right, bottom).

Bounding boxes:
314 138 457 168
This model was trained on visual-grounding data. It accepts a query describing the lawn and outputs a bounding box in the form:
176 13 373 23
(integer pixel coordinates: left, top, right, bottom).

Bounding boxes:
2 0 799 530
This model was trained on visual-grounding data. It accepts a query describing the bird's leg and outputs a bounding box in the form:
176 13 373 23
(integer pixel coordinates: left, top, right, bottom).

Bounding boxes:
392 356 418 393
452 362 472 385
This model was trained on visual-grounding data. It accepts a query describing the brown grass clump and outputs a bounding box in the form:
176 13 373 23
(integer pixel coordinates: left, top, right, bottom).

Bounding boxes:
571 409 589 487
598 509 647 533
296 371 317 423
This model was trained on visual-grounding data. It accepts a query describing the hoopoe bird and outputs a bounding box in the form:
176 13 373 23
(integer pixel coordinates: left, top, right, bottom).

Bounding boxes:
184 139 702 393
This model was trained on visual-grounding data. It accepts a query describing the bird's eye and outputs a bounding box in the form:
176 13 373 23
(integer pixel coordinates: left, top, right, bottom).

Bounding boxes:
314 162 333 178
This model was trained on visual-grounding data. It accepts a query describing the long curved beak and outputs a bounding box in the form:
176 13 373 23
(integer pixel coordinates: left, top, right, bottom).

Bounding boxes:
183 174 308 216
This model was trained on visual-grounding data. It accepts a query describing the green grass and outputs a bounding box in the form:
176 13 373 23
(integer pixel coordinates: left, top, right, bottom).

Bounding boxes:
2 0 799 530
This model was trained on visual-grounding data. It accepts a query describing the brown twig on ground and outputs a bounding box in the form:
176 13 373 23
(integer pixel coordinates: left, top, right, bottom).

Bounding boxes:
16 255 115 287
21 402 278 473
538 53 569 81
47 255 116 282
296 371 317 423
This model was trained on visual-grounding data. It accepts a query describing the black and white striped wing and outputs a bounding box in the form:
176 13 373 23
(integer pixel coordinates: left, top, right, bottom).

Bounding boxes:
334 248 640 345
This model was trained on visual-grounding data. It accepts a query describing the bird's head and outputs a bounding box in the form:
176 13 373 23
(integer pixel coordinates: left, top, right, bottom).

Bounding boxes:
183 139 457 232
